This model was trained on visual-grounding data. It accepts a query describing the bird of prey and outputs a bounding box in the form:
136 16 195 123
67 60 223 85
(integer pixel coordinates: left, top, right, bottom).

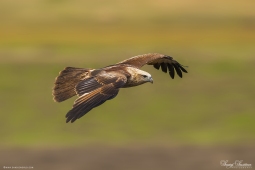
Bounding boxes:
52 53 188 123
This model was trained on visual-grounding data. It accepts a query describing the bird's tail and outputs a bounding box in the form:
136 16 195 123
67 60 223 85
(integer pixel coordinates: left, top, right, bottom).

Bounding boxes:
52 67 91 102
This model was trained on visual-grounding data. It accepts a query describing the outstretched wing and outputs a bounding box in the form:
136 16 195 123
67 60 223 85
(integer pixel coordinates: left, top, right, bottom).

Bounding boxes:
66 73 127 123
117 53 188 79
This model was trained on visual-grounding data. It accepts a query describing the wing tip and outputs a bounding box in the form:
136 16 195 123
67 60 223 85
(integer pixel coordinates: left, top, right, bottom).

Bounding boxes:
65 110 75 123
65 115 77 123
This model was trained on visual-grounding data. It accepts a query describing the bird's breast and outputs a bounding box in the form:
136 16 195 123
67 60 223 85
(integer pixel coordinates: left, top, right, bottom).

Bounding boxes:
122 75 143 88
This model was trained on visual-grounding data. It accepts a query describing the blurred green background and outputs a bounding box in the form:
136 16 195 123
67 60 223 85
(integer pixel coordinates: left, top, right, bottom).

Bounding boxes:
0 0 255 169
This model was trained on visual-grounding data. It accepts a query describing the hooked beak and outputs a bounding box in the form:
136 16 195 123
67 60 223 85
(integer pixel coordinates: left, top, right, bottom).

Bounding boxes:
149 77 153 84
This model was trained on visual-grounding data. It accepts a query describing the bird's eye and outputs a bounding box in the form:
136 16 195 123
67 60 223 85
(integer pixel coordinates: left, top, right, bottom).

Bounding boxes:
142 75 147 78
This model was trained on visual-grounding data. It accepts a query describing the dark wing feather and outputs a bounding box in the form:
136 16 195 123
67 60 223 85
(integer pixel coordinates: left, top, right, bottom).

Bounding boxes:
75 71 126 96
153 63 161 70
167 63 175 79
75 77 103 96
117 53 188 79
172 63 182 78
178 64 188 73
66 74 127 123
66 86 117 123
160 63 167 73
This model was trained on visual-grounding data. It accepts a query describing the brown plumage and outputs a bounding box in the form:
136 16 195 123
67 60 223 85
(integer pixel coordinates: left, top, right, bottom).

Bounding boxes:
52 53 188 123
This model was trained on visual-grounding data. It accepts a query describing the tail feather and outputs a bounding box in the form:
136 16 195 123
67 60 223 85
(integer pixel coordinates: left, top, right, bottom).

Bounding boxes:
52 67 91 102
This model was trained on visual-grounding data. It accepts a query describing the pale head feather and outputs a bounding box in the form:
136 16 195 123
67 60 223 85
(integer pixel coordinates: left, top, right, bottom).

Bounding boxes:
126 67 151 78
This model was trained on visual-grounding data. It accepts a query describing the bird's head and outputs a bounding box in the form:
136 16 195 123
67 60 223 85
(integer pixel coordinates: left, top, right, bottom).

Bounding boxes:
138 71 153 84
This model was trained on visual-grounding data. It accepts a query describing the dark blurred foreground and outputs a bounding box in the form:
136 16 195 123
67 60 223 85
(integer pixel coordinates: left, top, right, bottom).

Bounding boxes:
1 145 254 170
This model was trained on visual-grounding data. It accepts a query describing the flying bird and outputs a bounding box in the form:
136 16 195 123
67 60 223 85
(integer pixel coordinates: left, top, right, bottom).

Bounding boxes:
52 53 188 123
